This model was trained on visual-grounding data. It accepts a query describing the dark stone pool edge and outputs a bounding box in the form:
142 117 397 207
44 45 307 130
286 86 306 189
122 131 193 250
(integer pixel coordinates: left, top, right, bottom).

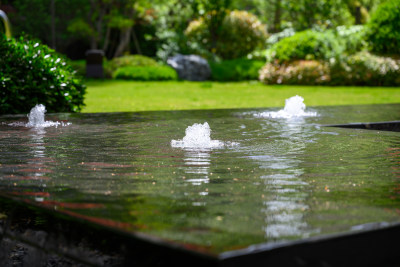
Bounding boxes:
323 121 400 132
0 195 217 267
0 195 400 267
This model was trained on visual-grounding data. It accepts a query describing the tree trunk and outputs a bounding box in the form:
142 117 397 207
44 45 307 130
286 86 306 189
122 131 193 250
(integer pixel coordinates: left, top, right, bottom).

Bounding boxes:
272 0 281 33
50 0 56 49
102 26 111 52
113 27 132 58
131 27 142 55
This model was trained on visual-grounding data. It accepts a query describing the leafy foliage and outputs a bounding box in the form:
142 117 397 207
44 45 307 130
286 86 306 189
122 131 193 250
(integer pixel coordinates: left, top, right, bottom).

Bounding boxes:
185 10 267 60
112 66 178 81
209 59 265 81
366 0 400 55
0 35 86 114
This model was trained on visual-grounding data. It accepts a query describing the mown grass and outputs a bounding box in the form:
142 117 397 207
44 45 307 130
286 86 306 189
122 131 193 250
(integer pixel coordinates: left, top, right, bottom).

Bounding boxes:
82 80 400 113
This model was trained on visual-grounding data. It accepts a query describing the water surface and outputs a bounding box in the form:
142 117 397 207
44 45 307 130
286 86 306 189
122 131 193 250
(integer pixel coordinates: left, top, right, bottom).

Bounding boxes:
0 104 400 255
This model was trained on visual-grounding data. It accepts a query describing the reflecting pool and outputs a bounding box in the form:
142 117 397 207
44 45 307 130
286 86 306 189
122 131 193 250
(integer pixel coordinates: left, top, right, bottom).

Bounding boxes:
0 104 400 256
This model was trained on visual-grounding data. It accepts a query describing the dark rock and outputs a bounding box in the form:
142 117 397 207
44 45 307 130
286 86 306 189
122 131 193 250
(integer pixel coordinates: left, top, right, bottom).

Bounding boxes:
167 54 211 81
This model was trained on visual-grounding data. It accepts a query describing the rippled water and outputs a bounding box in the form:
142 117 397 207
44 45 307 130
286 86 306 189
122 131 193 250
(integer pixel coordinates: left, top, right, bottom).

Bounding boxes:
0 104 400 254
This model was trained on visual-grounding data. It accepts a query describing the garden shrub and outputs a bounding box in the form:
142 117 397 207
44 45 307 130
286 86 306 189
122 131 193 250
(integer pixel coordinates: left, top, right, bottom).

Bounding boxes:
106 55 166 80
209 58 265 81
185 10 267 60
259 60 329 85
112 66 177 81
366 0 400 55
109 55 158 70
329 52 400 86
268 30 343 62
0 35 86 114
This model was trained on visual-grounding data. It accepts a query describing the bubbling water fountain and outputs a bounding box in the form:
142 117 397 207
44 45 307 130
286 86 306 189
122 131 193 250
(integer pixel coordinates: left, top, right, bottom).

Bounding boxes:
6 104 71 128
171 122 237 149
171 122 224 149
256 95 318 119
26 104 47 127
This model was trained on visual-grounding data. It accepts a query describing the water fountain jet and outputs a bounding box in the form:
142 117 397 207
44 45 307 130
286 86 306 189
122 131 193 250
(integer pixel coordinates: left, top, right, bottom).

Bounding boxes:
256 95 317 119
171 122 225 149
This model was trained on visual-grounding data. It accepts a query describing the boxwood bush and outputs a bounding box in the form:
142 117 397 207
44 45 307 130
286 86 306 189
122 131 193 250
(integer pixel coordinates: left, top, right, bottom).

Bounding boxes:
112 65 178 81
268 30 343 62
209 58 265 81
0 35 86 114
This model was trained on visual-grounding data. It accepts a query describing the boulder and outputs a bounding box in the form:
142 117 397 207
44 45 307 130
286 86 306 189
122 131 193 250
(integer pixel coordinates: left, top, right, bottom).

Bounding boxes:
167 54 211 81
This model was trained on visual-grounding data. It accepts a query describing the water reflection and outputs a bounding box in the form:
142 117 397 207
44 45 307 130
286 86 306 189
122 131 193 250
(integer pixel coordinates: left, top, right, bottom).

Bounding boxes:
246 116 319 239
29 127 47 158
180 148 212 207
26 127 50 201
184 149 211 182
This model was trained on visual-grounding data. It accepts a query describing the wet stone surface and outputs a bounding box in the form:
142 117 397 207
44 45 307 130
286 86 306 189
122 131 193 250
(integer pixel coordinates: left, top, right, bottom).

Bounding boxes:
0 104 400 265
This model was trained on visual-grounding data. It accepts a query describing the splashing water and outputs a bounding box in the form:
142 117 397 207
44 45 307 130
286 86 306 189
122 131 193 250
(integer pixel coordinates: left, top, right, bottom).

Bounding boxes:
256 95 318 119
6 104 71 128
26 104 46 127
171 122 229 149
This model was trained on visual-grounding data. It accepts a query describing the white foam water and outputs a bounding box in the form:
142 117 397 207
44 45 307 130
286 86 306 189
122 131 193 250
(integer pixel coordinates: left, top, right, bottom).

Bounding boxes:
171 122 231 149
256 95 318 119
7 104 71 128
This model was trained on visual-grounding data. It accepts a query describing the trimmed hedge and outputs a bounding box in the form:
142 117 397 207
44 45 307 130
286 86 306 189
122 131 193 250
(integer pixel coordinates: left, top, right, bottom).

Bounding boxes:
112 66 178 81
109 55 158 70
209 59 265 81
0 35 86 114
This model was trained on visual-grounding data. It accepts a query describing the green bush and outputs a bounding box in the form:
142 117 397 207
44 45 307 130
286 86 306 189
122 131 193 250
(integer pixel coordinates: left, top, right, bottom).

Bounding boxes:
185 10 267 60
0 35 86 114
268 30 343 62
329 52 400 86
209 59 265 81
259 60 329 85
112 66 177 81
109 55 158 69
106 55 161 79
366 0 400 55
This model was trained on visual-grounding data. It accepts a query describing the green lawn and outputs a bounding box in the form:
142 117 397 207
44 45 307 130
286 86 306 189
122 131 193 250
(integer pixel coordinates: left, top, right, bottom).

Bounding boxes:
82 80 400 113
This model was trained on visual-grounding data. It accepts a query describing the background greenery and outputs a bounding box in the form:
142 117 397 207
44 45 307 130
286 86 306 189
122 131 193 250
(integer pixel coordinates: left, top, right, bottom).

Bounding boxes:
1 0 400 114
